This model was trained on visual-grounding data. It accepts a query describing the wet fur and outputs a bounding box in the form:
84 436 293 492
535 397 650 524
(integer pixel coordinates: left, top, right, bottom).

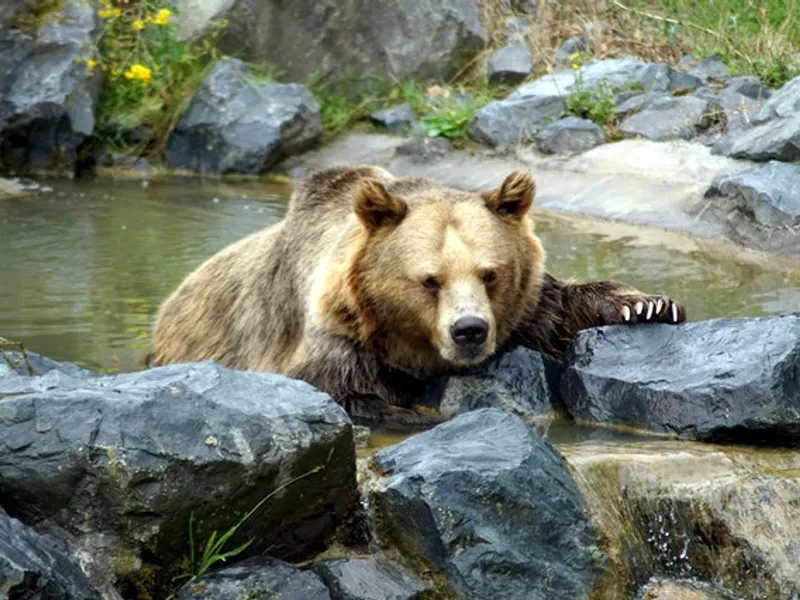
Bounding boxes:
150 165 685 428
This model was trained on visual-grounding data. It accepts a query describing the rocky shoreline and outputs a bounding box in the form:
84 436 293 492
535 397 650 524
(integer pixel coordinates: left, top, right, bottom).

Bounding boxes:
2 312 799 599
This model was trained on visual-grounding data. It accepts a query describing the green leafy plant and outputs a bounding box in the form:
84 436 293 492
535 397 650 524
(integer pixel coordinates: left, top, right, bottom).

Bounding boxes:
165 465 323 599
80 0 226 157
565 72 617 126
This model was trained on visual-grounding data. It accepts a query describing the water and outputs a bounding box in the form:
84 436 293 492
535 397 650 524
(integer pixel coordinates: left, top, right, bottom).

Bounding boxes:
2 176 799 374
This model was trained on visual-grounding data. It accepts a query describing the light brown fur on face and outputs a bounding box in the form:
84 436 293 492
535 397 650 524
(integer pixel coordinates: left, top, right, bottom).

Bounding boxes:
150 165 686 429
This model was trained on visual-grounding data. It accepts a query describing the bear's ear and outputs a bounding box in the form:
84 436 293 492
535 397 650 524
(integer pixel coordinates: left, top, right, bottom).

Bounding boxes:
354 179 408 232
482 170 535 222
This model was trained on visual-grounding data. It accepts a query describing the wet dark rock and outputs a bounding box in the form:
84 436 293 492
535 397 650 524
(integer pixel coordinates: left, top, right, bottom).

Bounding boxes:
468 57 654 146
193 0 486 88
420 347 563 420
368 408 605 599
0 506 100 599
176 556 331 600
369 104 415 134
0 361 357 592
535 116 607 155
554 35 589 67
688 55 730 84
561 314 800 445
395 136 453 161
706 160 800 228
711 116 800 161
487 42 532 85
620 96 711 141
165 57 321 174
312 556 428 600
0 0 101 176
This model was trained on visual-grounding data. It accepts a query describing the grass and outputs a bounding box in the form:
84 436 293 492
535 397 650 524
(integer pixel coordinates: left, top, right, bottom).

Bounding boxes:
165 465 324 599
0 337 34 376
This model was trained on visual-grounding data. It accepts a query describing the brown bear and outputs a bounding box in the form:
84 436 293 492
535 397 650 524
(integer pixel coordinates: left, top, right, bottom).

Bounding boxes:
150 165 686 427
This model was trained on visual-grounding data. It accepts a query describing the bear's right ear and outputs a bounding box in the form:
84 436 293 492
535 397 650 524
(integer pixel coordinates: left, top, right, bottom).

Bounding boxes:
482 170 535 222
354 179 408 232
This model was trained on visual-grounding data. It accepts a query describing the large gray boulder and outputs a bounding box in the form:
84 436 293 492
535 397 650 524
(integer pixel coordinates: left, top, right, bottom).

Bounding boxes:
176 556 331 600
560 314 800 445
619 96 712 141
0 506 100 599
751 75 800 124
367 408 605 599
165 57 321 174
0 360 357 594
487 42 532 85
711 116 800 161
0 0 101 176
175 0 486 87
706 160 800 228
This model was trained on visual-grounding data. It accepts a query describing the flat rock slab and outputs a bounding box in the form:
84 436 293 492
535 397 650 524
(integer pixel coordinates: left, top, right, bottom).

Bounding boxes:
561 314 800 445
369 104 415 134
312 556 428 600
176 556 331 600
706 160 800 228
368 408 605 599
0 360 357 592
0 506 99 599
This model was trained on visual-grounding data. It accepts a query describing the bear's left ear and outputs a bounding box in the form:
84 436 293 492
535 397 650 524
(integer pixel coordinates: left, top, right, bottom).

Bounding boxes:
354 179 408 232
482 170 535 222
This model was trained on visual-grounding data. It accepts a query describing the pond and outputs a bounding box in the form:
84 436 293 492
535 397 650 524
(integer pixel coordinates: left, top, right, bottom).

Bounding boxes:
2 176 800 374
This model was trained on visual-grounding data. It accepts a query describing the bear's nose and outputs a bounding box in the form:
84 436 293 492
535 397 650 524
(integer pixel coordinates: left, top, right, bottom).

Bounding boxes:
450 316 489 347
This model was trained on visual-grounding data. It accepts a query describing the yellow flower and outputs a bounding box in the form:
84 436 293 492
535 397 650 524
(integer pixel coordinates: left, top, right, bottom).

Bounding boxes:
85 59 99 72
132 18 145 31
98 7 121 18
123 64 152 85
572 63 580 70
153 8 171 26
110 68 119 78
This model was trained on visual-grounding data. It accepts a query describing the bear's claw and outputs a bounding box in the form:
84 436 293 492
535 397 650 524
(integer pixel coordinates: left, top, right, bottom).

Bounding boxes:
597 295 686 326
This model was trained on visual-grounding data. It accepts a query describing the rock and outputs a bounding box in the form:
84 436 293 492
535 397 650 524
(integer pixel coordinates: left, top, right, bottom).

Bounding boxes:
688 55 730 83
420 347 563 420
706 160 800 228
564 441 800 599
711 116 800 161
179 0 486 88
561 314 800 445
165 57 321 174
614 92 668 118
535 116 607 155
750 75 800 124
0 505 100 599
638 63 702 93
176 556 331 600
620 96 711 141
0 350 96 379
554 35 589 67
0 361 357 593
498 16 531 43
368 408 605 599
487 42 532 85
0 0 101 176
395 136 453 160
369 104 415 134
724 75 771 100
636 578 735 600
312 556 428 600
468 57 656 146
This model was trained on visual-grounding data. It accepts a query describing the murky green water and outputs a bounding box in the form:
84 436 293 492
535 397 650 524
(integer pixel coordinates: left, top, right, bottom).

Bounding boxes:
2 176 799 373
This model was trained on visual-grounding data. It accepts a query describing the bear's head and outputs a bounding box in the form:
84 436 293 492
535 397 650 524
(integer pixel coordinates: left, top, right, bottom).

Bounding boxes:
322 170 545 376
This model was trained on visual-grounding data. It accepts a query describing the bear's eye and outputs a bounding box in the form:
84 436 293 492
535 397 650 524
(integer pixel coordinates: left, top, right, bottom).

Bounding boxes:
422 276 441 293
480 269 498 286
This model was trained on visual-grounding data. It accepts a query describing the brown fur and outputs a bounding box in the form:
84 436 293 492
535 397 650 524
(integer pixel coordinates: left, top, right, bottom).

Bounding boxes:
150 166 686 428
